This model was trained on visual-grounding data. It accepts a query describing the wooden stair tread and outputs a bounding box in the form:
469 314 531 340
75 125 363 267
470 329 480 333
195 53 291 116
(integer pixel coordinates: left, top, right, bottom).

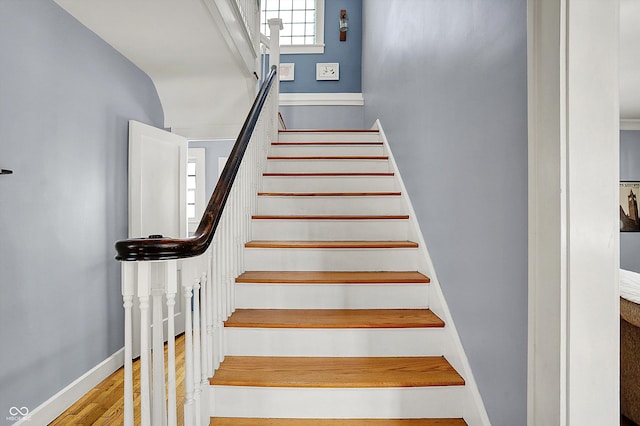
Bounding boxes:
210 356 464 388
225 309 445 329
252 215 410 220
236 271 431 284
245 240 419 249
263 172 394 177
279 129 380 133
211 418 467 425
257 192 401 197
267 155 389 160
272 141 383 146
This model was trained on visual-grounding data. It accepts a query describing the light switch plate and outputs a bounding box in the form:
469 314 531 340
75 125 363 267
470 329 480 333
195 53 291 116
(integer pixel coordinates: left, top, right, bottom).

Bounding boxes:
316 63 339 80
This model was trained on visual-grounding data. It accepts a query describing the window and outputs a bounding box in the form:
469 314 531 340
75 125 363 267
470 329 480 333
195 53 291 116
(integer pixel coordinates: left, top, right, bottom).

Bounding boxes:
261 0 325 54
187 148 206 235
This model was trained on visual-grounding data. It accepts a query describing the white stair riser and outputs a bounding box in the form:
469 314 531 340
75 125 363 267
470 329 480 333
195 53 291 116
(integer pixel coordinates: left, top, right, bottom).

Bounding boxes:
266 159 391 173
261 176 398 192
278 132 381 142
270 145 385 157
235 283 429 309
209 386 464 418
224 328 449 357
243 248 420 271
257 196 405 216
251 219 410 240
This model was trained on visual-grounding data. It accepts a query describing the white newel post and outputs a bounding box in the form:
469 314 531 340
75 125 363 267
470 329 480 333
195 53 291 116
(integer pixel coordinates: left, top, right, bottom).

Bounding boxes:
268 18 282 141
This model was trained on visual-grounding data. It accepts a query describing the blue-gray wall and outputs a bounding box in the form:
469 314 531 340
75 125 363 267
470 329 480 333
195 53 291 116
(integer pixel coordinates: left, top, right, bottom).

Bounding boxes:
280 0 362 94
621 130 640 273
279 105 364 129
362 1 528 425
0 0 164 421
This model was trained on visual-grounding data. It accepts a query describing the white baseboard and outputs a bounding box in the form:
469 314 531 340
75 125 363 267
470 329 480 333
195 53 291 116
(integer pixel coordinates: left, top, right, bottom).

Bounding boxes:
279 93 364 106
14 348 124 425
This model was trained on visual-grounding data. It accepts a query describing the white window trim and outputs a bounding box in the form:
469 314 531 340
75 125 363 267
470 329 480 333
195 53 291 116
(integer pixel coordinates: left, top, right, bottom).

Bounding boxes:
277 0 325 55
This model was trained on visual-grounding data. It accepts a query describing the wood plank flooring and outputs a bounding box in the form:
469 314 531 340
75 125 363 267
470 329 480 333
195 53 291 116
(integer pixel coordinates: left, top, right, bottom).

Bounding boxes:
49 334 186 425
236 271 431 284
210 356 465 388
224 309 445 328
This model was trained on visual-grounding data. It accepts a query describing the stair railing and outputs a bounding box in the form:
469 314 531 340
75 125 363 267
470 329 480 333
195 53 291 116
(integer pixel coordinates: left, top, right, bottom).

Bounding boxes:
115 64 278 426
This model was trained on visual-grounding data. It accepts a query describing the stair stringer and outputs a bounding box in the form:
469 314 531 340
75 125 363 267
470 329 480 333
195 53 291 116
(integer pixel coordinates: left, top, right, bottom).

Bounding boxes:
374 119 491 426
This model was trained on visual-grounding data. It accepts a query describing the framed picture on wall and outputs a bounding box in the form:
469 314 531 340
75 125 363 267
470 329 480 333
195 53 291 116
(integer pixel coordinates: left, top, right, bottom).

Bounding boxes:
621 181 640 232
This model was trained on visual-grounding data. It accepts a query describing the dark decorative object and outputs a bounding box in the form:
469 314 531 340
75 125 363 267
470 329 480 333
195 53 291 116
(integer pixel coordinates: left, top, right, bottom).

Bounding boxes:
621 182 640 232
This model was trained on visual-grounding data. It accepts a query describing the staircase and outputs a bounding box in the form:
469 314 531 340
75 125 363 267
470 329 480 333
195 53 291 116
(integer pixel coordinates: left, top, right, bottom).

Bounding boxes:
207 128 487 425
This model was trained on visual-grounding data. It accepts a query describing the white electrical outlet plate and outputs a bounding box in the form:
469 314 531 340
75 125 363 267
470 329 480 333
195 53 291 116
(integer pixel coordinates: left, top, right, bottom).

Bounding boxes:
316 63 339 81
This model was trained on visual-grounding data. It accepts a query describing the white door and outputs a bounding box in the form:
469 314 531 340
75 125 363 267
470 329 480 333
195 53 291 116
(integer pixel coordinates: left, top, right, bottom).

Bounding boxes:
128 120 188 356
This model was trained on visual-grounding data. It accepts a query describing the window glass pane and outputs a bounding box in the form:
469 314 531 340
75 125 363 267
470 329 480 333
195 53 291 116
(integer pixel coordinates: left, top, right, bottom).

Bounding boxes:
265 0 280 10
280 36 293 45
187 189 195 204
187 176 196 188
305 23 315 36
305 36 314 44
306 0 315 8
292 10 306 23
292 0 306 9
291 36 305 44
291 23 305 36
187 162 196 175
280 0 293 10
306 10 315 22
281 24 292 36
187 204 196 219
266 10 279 20
281 12 293 25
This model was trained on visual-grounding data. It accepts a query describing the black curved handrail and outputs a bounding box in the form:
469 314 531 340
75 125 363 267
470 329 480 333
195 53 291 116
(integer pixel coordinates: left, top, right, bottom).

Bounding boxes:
115 65 277 261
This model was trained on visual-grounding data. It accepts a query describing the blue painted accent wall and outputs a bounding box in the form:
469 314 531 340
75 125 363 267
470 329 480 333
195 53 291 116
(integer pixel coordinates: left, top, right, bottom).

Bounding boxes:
279 0 362 93
362 1 528 424
0 0 164 420
621 130 640 273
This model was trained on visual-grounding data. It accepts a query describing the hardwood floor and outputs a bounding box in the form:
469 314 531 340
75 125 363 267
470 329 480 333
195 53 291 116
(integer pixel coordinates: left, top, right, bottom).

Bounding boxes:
49 334 186 425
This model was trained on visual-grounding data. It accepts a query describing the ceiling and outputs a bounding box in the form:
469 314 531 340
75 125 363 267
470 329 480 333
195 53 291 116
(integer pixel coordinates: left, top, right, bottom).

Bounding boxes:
55 1 640 127
620 0 640 121
54 0 257 139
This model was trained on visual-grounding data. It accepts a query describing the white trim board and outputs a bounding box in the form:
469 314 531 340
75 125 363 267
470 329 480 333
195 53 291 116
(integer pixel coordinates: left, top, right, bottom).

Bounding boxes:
279 93 364 106
14 349 124 425
621 119 640 130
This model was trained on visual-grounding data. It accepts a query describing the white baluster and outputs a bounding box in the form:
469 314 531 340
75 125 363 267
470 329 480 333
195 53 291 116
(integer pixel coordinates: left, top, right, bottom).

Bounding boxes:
216 238 225 365
207 251 215 376
137 262 152 426
165 260 178 426
121 262 135 426
183 279 195 426
151 285 167 426
192 277 202 426
200 272 211 382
